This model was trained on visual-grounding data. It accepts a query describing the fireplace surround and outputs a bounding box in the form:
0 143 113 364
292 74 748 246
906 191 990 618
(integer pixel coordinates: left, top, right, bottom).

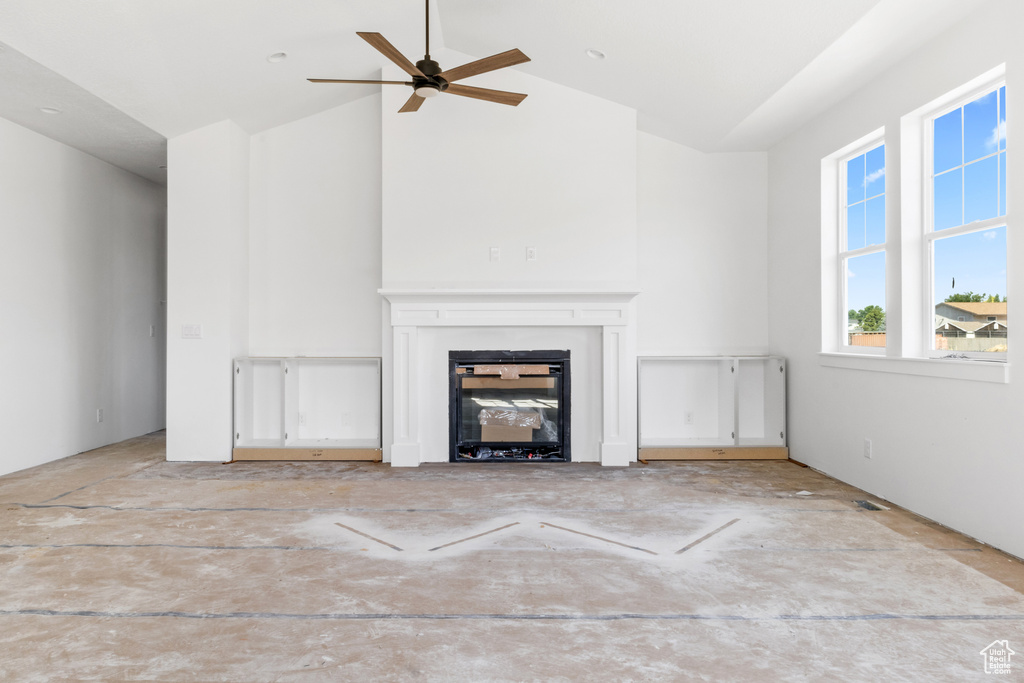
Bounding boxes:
380 289 639 467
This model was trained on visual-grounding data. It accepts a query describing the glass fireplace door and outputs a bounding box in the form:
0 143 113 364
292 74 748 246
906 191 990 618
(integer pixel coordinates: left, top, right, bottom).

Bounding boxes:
450 351 570 462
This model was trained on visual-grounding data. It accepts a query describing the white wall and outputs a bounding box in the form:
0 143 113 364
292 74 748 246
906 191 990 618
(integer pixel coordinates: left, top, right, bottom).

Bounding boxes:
637 133 769 355
166 120 249 462
166 69 768 466
767 0 1024 558
0 116 166 476
380 49 638 291
249 95 382 356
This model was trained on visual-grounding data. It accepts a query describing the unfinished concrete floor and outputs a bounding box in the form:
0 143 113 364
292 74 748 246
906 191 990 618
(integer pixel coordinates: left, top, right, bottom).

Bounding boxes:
1 433 1022 681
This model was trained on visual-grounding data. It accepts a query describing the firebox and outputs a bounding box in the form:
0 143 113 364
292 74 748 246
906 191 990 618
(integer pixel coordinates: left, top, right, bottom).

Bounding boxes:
449 350 571 462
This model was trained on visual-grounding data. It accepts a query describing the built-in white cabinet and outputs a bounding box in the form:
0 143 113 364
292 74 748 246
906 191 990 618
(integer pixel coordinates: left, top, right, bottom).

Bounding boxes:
233 357 381 458
638 356 786 452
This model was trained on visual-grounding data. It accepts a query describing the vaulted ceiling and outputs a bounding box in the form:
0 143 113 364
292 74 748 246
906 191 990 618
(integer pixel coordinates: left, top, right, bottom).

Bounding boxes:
0 0 987 184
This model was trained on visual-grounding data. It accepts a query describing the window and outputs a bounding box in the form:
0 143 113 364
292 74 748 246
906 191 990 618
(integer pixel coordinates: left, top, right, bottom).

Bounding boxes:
927 83 1007 356
838 140 886 352
821 66 1009 381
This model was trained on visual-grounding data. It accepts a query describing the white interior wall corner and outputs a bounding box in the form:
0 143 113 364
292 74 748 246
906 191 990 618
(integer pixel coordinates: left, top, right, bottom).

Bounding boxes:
636 132 770 355
166 120 250 462
0 116 166 477
248 95 383 357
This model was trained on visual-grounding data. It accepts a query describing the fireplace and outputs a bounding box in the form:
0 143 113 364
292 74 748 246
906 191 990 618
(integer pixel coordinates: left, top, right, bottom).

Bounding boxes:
380 289 638 467
449 350 571 462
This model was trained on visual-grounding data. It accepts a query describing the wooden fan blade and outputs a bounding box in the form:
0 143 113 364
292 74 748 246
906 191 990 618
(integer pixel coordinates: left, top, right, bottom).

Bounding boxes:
357 32 425 78
399 92 426 113
438 48 530 84
445 83 527 107
308 78 414 85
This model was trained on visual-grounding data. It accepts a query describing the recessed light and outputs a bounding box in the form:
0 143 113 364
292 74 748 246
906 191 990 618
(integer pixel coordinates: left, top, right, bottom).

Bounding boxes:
267 52 288 63
585 48 606 60
39 107 62 115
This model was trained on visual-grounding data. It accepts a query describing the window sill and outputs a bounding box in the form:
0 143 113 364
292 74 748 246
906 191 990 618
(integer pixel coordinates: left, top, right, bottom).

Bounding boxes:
818 352 1008 383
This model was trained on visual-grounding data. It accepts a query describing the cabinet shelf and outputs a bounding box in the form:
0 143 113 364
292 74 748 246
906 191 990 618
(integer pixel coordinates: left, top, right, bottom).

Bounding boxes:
233 357 381 460
638 356 786 456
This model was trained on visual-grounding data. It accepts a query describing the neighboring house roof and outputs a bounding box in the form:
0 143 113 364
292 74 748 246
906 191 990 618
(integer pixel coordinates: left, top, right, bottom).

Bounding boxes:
936 320 1007 333
939 302 1008 317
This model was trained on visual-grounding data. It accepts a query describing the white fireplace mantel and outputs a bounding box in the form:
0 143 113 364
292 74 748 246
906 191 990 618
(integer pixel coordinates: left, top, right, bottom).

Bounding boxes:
379 289 639 467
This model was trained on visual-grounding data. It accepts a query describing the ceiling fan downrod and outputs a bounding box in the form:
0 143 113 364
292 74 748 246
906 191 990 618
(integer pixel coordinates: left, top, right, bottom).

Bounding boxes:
413 0 443 97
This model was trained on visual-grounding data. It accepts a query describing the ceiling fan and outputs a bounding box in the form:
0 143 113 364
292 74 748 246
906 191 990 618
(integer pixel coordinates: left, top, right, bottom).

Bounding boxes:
308 0 530 113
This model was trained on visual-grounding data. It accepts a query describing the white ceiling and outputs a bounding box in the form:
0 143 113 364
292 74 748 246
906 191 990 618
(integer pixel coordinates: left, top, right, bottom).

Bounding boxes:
0 0 987 185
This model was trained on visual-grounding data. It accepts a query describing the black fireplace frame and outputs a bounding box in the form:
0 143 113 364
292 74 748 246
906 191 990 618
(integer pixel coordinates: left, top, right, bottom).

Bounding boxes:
449 349 571 463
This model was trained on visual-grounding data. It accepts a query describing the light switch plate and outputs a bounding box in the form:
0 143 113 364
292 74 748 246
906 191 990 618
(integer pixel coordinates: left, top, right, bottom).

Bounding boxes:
181 324 203 339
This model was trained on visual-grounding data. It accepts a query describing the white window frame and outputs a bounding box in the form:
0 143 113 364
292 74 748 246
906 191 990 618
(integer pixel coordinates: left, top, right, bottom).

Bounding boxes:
819 64 1009 383
922 79 1007 361
839 140 887 356
821 127 886 356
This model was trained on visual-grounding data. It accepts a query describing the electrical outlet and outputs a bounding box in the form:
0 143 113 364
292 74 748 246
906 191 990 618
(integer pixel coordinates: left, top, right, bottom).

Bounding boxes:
149 325 156 338
298 412 307 426
526 246 538 262
864 438 872 459
685 411 694 425
96 408 104 423
489 247 500 262
181 324 203 339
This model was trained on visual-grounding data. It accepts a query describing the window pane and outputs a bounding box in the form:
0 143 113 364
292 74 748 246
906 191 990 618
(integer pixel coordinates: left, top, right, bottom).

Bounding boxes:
933 227 1007 352
866 195 885 247
964 90 998 163
846 251 886 347
1000 151 1007 216
846 154 865 204
865 145 885 198
934 108 962 173
933 168 962 230
964 156 999 223
846 202 865 251
1000 86 1007 152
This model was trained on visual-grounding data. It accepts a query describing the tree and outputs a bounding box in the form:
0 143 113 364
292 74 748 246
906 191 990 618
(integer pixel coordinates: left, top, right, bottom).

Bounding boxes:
860 305 885 332
945 292 987 302
987 294 1002 303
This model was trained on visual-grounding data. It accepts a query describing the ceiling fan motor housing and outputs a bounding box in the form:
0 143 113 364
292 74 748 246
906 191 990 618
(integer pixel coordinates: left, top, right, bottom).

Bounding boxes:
413 59 448 97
